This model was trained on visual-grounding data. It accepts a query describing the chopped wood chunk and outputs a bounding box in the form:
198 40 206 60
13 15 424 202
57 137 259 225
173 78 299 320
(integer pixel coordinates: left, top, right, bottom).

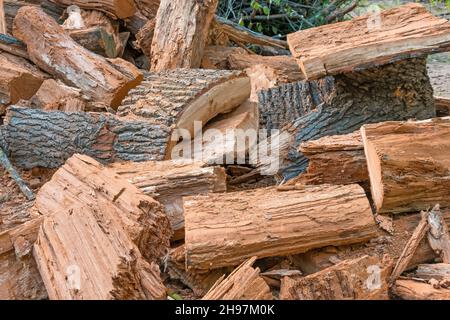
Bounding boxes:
287 3 450 79
50 0 136 19
393 279 450 300
110 159 226 241
295 131 368 185
202 257 274 300
151 0 218 71
361 118 450 214
280 255 393 300
184 184 377 270
33 154 171 299
13 6 142 108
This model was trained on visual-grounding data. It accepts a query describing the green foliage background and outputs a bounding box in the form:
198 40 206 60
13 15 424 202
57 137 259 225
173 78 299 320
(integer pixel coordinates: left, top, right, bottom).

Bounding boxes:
217 0 450 38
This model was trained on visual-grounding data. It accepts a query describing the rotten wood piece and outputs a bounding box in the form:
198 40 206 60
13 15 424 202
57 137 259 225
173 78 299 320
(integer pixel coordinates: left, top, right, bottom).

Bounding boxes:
13 6 142 108
389 211 430 285
427 205 450 263
361 118 450 214
2 106 172 168
202 257 274 300
393 279 450 300
280 255 393 300
150 0 218 71
288 3 450 79
257 57 436 180
118 69 250 158
110 159 227 241
184 184 377 270
0 218 47 300
33 154 170 300
295 131 368 185
49 0 135 19
229 54 304 84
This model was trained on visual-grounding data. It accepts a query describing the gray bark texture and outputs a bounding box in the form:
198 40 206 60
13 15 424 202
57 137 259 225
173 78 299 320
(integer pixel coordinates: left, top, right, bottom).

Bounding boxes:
258 57 436 180
2 106 169 168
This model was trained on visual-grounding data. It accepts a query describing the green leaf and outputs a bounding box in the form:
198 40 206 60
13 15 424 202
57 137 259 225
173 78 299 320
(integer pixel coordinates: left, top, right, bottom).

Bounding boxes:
263 6 270 15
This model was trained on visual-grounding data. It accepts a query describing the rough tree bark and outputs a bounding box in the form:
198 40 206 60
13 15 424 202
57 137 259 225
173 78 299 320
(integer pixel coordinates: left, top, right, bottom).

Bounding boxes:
184 184 377 270
202 257 274 300
135 18 155 61
361 118 450 214
13 6 142 108
150 0 218 71
134 0 160 19
280 255 393 300
288 3 450 79
2 106 171 168
109 159 227 241
257 57 436 180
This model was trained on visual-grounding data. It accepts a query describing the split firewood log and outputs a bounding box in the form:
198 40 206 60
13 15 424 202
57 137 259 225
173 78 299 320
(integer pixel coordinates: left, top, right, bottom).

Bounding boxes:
2 106 171 168
49 0 136 19
201 46 248 70
0 0 6 34
0 51 47 115
427 205 450 264
33 154 171 299
184 184 377 270
28 79 86 112
166 245 230 297
202 257 274 300
294 131 368 186
176 100 259 166
256 57 436 181
109 159 227 241
228 54 304 84
0 218 47 300
393 280 450 300
135 18 155 61
361 118 450 214
134 0 160 19
150 0 218 71
280 255 393 300
118 69 250 157
13 6 143 108
287 3 450 80
435 96 450 117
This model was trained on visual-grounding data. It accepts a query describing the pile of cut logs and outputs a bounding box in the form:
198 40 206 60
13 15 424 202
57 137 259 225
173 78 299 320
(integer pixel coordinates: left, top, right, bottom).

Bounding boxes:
1 1 450 300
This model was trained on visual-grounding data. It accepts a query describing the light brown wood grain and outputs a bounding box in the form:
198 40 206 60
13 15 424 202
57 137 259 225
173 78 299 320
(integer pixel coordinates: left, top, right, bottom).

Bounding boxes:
288 3 450 79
